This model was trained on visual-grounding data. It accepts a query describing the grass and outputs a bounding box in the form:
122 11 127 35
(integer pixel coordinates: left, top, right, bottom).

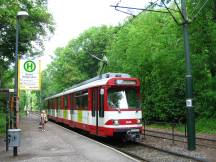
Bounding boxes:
195 118 216 134
145 123 174 130
0 113 6 137
144 118 216 135
0 110 27 137
20 110 27 118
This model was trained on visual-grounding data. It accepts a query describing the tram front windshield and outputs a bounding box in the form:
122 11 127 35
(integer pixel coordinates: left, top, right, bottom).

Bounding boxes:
108 88 139 109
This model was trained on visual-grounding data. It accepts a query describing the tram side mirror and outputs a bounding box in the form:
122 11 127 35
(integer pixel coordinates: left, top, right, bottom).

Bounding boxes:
137 102 142 112
100 88 104 95
139 103 142 109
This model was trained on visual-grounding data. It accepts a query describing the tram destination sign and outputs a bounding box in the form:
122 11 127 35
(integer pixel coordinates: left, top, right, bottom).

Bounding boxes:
19 59 41 90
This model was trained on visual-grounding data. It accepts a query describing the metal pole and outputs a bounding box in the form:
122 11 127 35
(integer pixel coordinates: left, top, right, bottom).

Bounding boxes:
6 92 9 152
181 0 196 150
13 17 19 156
40 90 42 113
40 60 42 113
10 96 13 129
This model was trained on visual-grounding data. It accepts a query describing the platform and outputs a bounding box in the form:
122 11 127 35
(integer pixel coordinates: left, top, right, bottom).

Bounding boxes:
0 113 138 162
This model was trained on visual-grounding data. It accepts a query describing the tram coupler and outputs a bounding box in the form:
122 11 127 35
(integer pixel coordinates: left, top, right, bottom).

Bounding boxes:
126 129 141 142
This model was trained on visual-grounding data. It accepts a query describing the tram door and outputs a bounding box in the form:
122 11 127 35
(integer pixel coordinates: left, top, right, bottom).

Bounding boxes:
92 87 105 135
92 88 99 135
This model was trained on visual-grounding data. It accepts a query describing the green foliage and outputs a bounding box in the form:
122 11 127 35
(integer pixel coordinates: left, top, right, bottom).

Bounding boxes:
196 118 216 134
187 0 216 119
19 91 40 112
0 113 6 136
0 0 54 88
0 93 9 136
42 25 117 97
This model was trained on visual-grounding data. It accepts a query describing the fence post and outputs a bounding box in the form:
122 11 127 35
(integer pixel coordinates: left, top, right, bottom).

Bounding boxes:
144 119 146 139
172 123 175 145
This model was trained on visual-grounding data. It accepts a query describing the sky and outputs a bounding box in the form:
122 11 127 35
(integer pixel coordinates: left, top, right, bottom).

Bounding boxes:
41 0 149 69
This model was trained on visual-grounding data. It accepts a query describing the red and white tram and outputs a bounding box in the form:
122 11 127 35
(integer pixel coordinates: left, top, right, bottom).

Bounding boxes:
45 73 142 140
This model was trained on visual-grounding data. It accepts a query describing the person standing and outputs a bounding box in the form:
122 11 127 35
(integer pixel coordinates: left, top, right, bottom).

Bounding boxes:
40 110 47 131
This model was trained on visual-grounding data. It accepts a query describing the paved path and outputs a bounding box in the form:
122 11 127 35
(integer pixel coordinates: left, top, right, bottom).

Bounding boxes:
0 114 137 162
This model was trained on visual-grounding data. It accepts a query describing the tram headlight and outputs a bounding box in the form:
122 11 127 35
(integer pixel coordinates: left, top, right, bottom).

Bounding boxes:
137 119 141 124
113 120 119 125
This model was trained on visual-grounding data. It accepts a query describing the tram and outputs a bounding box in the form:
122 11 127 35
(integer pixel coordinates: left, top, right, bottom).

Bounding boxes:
45 73 142 141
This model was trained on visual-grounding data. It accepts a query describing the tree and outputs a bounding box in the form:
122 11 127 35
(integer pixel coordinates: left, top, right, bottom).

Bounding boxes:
0 0 54 87
188 0 216 118
42 25 117 97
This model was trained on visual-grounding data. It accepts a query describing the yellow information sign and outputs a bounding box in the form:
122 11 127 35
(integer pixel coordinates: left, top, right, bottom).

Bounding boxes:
19 59 41 90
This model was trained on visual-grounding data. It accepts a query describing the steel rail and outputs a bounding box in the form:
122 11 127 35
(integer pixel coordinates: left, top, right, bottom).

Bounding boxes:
145 129 216 142
105 140 208 162
144 129 216 149
135 142 208 162
97 138 206 162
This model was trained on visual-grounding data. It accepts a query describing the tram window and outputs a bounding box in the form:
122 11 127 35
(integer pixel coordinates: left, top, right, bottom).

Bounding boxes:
49 100 51 109
82 91 88 110
92 90 96 116
48 100 50 109
45 100 50 109
59 97 61 109
53 99 54 109
75 95 81 110
56 98 58 109
108 88 139 109
53 98 57 109
50 100 53 109
70 94 74 114
75 91 88 110
64 95 67 109
70 94 75 109
77 97 82 110
99 88 104 117
74 92 80 109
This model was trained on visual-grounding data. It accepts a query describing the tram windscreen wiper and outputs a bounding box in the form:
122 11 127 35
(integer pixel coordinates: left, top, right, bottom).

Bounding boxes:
116 107 121 113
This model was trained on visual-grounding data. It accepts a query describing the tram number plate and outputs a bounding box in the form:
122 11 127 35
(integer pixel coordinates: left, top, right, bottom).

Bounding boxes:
130 129 139 132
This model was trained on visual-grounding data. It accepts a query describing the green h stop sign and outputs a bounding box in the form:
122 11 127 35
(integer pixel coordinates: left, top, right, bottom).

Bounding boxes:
24 60 36 72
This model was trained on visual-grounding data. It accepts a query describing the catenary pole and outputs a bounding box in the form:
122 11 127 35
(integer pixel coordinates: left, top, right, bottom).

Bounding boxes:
181 0 196 150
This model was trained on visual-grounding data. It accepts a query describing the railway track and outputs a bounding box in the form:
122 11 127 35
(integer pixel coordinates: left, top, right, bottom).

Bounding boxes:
102 140 208 162
144 129 216 150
